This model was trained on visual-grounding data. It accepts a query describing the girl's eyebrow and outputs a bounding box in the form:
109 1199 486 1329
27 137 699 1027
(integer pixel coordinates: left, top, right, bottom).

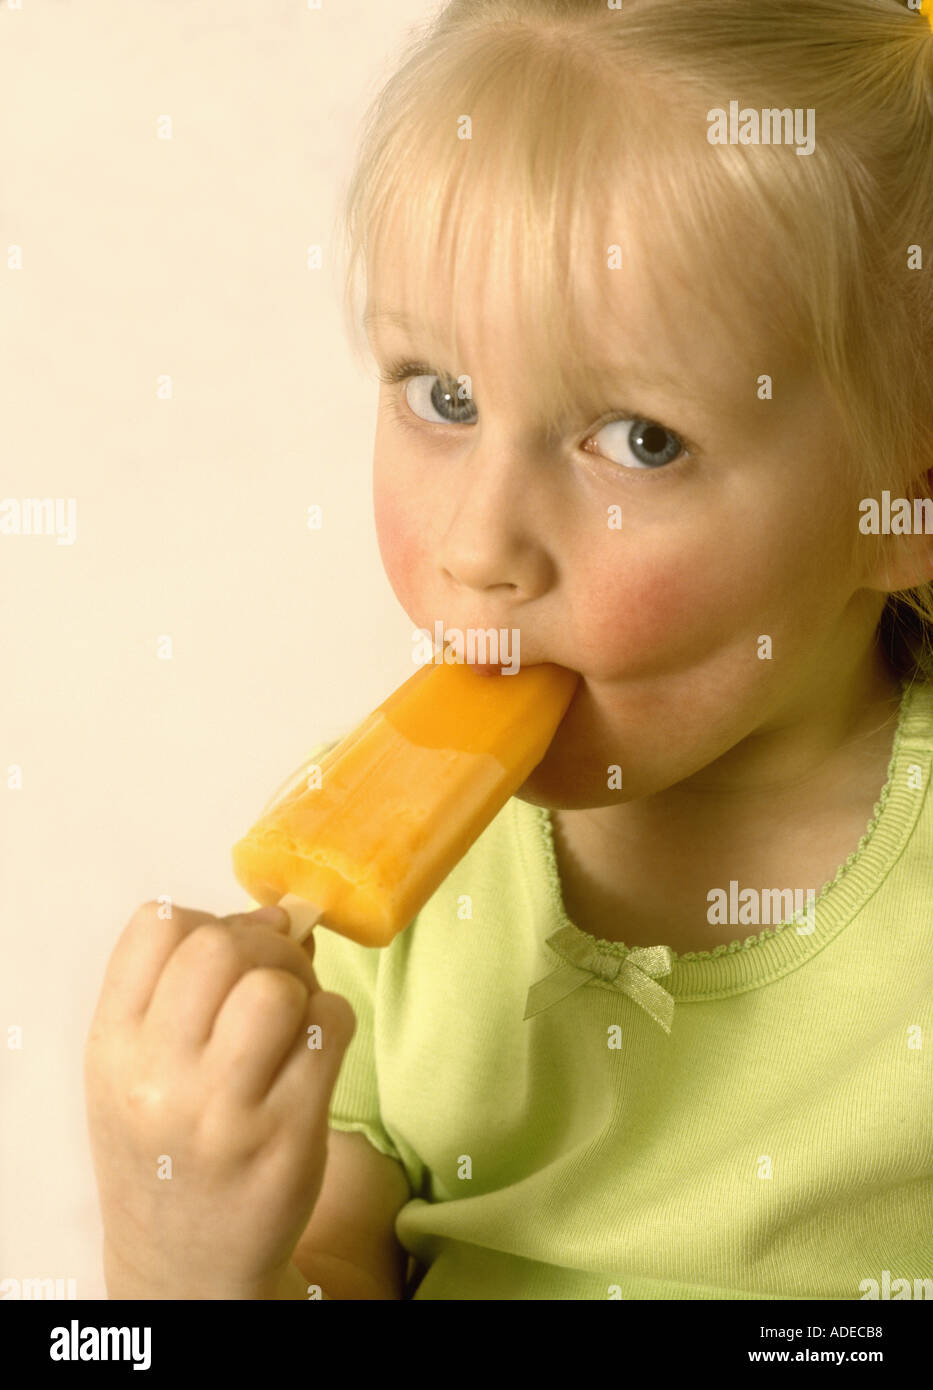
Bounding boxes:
363 306 711 406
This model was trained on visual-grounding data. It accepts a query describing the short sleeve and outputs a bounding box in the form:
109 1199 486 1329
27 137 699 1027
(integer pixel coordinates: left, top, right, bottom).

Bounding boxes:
308 925 403 1164
236 738 403 1165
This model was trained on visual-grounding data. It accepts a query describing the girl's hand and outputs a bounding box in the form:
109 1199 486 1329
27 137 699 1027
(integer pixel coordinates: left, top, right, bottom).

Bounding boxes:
83 900 356 1299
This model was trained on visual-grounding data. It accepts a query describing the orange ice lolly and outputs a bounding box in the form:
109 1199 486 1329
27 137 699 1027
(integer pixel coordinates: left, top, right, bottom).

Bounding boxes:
232 658 578 947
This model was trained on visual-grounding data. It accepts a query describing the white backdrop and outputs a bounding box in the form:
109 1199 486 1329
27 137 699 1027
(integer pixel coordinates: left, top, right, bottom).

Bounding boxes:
0 0 433 1300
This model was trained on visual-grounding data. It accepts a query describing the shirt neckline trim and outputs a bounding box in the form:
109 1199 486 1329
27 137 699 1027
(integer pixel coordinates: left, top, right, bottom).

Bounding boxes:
522 674 933 1000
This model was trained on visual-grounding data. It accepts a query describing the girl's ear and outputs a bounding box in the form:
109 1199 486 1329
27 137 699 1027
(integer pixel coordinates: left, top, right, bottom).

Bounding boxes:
860 464 933 595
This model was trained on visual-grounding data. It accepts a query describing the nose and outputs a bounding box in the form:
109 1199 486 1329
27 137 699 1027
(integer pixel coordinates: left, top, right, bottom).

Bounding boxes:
434 439 554 603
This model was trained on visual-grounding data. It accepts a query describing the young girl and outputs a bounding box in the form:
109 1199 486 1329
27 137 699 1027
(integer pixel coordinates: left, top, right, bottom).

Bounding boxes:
85 0 933 1301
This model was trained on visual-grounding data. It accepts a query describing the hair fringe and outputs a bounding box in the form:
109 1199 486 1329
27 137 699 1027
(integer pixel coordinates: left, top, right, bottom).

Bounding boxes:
337 0 933 684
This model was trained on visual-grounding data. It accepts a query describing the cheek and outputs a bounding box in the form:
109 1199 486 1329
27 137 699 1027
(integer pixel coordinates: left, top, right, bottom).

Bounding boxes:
577 534 765 677
373 465 427 615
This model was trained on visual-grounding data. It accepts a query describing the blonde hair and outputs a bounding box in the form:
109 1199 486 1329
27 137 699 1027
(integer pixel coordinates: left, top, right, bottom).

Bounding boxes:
337 0 933 682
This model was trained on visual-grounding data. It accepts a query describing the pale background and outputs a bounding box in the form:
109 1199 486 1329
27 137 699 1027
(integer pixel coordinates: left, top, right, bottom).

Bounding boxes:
0 0 434 1299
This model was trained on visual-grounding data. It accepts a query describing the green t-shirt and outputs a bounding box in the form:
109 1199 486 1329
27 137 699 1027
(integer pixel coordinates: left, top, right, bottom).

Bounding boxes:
248 675 933 1300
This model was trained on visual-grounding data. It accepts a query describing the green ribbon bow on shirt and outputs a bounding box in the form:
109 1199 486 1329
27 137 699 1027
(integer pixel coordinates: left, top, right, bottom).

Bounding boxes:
523 926 674 1033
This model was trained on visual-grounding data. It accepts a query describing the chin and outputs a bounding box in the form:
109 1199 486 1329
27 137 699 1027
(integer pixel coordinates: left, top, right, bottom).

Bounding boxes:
513 733 626 812
507 674 605 810
514 773 626 812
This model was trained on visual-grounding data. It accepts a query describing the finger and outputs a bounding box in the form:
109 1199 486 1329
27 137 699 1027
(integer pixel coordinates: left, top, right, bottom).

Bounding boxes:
203 967 311 1106
263 990 357 1143
142 914 322 1055
276 895 325 948
91 901 219 1029
224 904 317 966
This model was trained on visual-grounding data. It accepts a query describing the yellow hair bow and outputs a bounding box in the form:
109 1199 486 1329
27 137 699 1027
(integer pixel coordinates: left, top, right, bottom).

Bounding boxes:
921 0 933 36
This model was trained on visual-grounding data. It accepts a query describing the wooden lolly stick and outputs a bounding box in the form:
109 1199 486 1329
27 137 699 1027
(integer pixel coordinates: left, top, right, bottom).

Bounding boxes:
277 894 325 945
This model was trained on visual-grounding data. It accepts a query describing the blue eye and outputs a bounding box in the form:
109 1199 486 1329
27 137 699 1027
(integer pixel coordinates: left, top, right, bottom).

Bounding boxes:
379 359 690 471
402 373 477 426
589 417 685 470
